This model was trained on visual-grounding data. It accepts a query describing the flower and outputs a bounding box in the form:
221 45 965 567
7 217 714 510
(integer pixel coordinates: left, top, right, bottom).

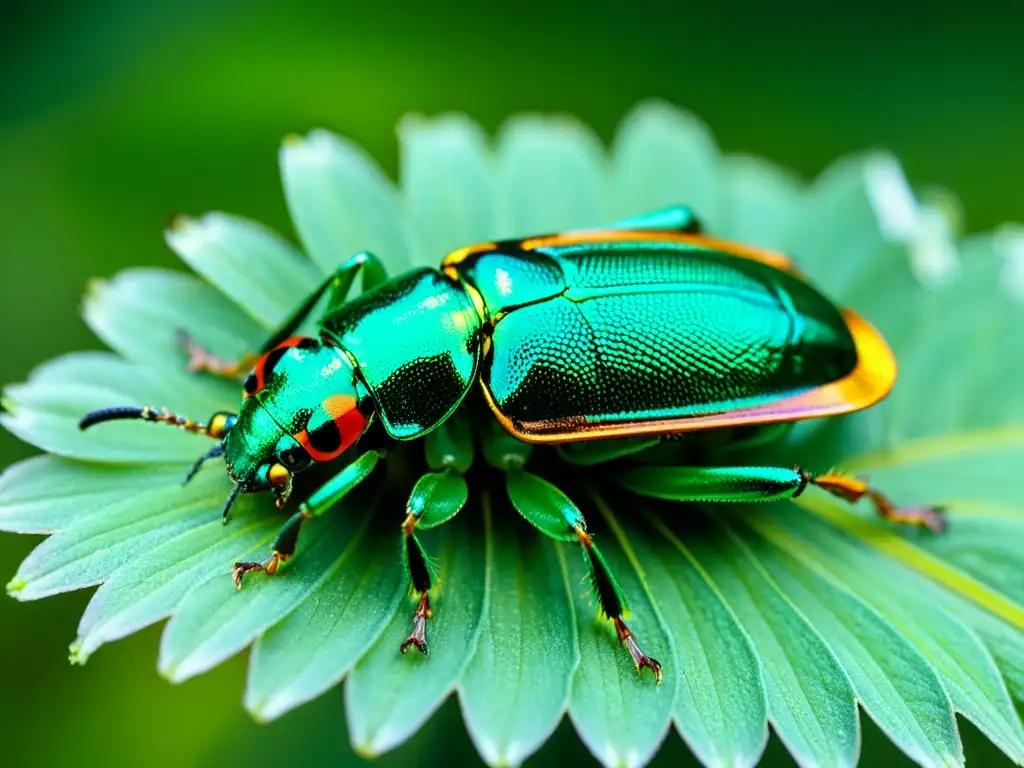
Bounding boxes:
2 101 1023 768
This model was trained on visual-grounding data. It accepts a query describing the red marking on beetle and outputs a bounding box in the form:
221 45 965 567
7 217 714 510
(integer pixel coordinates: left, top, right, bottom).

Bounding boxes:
294 394 368 462
243 337 313 399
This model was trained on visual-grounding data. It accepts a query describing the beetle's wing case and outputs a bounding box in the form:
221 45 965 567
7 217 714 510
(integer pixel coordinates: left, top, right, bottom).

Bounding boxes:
446 231 896 443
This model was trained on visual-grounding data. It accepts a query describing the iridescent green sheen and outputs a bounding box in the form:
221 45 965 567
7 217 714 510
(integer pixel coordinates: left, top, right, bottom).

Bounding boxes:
320 268 481 439
457 240 857 436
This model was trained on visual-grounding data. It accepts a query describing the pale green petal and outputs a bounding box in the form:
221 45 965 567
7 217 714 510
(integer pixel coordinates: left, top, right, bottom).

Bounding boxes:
280 130 420 275
611 100 722 228
398 113 498 266
496 115 609 237
165 212 320 328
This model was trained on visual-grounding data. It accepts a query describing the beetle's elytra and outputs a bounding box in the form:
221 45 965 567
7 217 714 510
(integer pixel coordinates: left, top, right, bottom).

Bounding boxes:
80 205 945 680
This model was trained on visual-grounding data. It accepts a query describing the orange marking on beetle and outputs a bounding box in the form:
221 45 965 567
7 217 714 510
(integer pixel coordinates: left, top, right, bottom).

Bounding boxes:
294 395 368 462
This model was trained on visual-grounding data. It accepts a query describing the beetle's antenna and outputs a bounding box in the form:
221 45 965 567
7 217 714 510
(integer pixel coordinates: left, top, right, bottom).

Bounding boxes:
222 483 241 524
184 443 225 485
79 406 235 440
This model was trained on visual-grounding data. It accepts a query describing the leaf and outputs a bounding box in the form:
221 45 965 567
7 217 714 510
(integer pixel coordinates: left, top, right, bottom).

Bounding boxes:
83 267 260 378
398 113 499 265
72 498 278 662
345 506 488 757
758 508 1024 763
496 115 609 237
735 516 963 768
1 352 228 462
0 456 185 534
8 470 235 600
459 493 579 767
158 505 363 683
640 507 769 768
165 212 320 328
688 514 860 768
718 154 804 250
611 100 722 229
280 129 420 275
244 502 404 722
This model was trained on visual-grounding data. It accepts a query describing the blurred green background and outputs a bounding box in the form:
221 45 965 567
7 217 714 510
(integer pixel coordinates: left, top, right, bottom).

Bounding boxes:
1 1 1021 765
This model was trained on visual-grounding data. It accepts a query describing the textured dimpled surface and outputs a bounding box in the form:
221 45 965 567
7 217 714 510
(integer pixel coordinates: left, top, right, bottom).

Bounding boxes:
470 241 858 435
321 268 481 439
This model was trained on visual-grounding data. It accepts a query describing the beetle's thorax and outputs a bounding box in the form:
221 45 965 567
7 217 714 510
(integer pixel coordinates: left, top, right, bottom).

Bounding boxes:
225 336 372 490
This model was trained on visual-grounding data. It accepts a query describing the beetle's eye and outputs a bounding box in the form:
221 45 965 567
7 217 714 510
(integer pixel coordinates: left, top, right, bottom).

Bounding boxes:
278 445 312 472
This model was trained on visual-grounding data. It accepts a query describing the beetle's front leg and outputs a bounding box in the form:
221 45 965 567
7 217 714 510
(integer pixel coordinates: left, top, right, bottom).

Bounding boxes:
398 412 474 655
181 251 388 379
232 451 381 588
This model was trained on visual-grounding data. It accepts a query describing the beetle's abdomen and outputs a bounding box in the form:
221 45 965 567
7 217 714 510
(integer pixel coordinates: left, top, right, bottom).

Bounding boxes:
461 241 864 441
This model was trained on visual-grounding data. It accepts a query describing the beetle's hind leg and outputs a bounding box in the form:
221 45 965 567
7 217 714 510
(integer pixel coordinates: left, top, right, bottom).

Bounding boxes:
178 330 258 379
398 479 469 655
810 471 947 532
615 464 946 532
179 251 388 380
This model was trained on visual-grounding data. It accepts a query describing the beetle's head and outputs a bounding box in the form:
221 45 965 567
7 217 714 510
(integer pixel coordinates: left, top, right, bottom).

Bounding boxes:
78 335 374 519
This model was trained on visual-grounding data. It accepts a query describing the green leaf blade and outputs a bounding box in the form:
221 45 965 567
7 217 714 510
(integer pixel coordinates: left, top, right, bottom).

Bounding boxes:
398 113 499 265
280 130 419 275
740 516 963 768
345 512 488 757
640 511 769 768
458 499 579 767
773 508 1024 763
496 116 608 237
158 509 359 683
691 515 860 768
244 508 404 722
567 499 677 768
165 212 320 328
611 100 721 228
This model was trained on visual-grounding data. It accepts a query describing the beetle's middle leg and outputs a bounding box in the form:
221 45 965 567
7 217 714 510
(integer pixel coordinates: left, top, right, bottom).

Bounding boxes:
181 251 388 379
614 464 946 532
505 468 662 682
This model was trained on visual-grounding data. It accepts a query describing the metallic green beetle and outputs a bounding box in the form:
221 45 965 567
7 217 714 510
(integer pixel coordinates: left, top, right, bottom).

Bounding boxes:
79 206 944 680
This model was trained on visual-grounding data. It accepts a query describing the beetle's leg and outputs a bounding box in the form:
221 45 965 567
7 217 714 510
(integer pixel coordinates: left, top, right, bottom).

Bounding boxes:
181 251 388 379
398 411 474 656
614 464 946 532
505 468 662 682
594 205 702 234
232 450 381 588
810 471 947 532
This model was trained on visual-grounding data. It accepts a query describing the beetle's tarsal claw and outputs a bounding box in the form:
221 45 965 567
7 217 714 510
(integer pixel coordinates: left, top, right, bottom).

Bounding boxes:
400 593 431 656
614 617 662 683
232 552 282 589
877 501 948 533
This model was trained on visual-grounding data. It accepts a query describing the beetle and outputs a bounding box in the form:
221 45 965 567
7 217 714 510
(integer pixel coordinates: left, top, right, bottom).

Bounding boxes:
79 205 945 681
